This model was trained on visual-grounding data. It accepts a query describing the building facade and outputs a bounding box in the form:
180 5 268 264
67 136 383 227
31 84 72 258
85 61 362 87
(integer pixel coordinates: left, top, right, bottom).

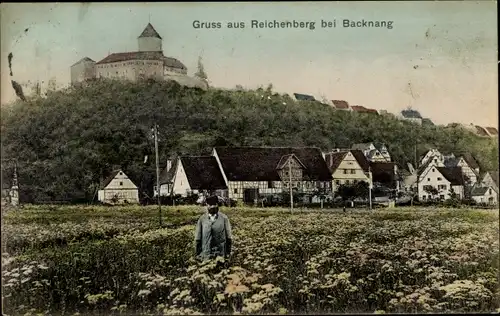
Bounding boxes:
70 23 207 89
98 170 139 204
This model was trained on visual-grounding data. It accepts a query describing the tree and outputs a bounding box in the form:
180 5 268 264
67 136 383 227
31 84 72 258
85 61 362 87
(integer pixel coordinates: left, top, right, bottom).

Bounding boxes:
423 185 439 201
194 56 208 81
354 181 370 200
337 184 356 202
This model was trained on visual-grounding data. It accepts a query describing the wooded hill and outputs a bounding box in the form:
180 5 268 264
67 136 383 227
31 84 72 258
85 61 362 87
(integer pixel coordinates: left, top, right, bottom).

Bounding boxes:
1 79 498 203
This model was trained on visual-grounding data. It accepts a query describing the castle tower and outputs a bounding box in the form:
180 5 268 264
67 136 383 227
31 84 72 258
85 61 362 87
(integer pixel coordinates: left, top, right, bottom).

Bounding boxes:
138 23 162 52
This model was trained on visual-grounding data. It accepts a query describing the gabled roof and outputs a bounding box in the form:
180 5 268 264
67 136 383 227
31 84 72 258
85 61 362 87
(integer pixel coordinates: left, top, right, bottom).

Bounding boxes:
294 93 316 101
401 109 422 119
159 156 179 185
475 126 489 137
324 151 348 173
350 149 370 172
444 157 459 168
370 162 397 187
95 52 186 70
138 23 162 39
461 153 480 170
71 57 95 67
276 154 307 170
96 51 163 64
351 105 378 114
214 147 332 181
100 169 136 189
332 100 349 109
471 186 492 196
181 156 227 190
483 171 499 187
436 167 465 186
485 127 498 136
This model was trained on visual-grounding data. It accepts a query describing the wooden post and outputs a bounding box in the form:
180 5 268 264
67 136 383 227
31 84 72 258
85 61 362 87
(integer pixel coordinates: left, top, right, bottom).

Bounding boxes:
154 124 162 226
289 158 293 213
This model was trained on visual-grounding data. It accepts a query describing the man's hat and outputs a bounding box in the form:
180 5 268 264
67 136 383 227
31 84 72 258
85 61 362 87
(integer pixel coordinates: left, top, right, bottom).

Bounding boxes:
206 195 219 206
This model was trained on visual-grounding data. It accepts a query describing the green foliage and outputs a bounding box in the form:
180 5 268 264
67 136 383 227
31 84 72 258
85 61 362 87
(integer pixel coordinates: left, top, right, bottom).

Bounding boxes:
1 78 497 203
2 206 499 314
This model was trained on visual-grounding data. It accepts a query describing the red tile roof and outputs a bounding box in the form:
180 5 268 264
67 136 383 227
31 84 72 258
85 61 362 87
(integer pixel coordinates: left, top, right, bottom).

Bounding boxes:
332 100 349 109
96 51 163 64
95 51 186 69
351 105 379 115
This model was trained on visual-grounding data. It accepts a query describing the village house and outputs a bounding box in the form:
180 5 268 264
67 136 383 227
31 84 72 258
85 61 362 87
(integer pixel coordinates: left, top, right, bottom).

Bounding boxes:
350 105 379 115
419 149 445 167
471 186 498 205
324 150 371 192
98 169 139 204
479 171 499 193
444 153 480 185
158 156 227 198
332 100 352 111
351 143 391 162
294 93 316 101
417 166 465 201
484 127 499 137
212 147 333 203
400 109 423 125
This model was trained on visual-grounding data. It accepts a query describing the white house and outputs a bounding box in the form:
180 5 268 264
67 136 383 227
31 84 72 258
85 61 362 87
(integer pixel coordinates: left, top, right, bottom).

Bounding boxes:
471 186 498 205
158 156 227 198
419 149 444 167
480 171 499 193
324 150 371 192
418 166 465 201
351 143 391 162
98 170 139 204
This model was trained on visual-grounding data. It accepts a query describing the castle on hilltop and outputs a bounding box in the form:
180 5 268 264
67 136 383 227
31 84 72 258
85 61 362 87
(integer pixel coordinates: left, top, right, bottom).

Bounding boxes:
70 23 208 89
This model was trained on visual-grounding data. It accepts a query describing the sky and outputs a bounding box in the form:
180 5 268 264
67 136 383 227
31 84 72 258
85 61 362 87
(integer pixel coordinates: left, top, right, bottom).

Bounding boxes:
1 2 497 126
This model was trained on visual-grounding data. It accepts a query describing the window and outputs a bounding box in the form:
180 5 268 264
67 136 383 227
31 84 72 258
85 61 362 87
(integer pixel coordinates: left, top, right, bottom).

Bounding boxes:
432 168 435 172
335 180 340 185
119 172 122 175
234 189 238 194
343 169 348 174
119 181 123 186
422 195 427 200
268 181 274 189
437 177 442 181
438 185 447 190
345 180 350 185
350 169 356 174
489 189 492 195
427 178 430 182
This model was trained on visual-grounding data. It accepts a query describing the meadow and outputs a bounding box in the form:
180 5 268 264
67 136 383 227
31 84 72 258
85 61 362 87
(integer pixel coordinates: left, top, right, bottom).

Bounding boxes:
2 205 499 315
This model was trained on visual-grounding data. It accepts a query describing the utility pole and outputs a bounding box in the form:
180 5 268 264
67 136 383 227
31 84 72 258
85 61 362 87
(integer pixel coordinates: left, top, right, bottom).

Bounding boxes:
289 158 293 213
368 166 373 210
153 124 162 227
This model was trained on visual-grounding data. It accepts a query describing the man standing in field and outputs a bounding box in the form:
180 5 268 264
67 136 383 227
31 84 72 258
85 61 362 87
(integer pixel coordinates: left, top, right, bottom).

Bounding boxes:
194 195 233 261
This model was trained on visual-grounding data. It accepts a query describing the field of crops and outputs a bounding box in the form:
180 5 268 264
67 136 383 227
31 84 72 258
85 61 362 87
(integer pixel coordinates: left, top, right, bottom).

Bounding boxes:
2 205 499 315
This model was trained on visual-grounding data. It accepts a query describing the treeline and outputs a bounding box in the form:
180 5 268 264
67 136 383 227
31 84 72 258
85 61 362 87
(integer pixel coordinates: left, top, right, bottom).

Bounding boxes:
1 78 498 203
